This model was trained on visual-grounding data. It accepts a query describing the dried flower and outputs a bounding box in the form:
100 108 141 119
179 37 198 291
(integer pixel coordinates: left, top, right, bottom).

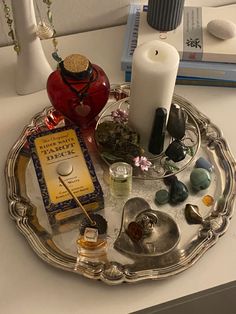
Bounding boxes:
111 108 128 123
133 156 152 171
95 121 142 164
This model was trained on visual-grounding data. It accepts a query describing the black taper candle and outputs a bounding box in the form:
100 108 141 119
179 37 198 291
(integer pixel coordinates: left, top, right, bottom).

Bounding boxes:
148 107 167 155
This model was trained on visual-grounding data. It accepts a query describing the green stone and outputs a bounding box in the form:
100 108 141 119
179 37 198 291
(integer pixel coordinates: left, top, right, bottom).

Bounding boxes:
190 168 211 191
155 189 169 205
170 180 189 204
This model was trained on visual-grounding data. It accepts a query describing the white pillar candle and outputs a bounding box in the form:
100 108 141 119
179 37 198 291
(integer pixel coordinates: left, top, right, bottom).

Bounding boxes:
129 40 179 151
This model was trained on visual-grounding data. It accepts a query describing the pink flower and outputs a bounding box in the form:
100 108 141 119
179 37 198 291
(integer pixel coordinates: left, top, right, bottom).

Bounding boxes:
111 108 128 123
133 156 152 171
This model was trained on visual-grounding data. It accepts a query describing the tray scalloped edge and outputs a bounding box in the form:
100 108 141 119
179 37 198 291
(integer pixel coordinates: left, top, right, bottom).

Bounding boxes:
5 86 236 284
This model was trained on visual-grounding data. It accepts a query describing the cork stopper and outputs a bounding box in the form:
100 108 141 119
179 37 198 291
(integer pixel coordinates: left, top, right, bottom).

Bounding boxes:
63 54 89 73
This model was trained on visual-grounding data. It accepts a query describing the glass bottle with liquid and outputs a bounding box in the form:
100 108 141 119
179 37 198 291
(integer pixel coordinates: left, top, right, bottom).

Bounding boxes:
109 162 133 198
76 227 108 264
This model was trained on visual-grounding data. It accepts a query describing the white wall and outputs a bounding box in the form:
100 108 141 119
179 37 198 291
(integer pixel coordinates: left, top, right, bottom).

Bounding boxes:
0 0 138 47
0 0 235 47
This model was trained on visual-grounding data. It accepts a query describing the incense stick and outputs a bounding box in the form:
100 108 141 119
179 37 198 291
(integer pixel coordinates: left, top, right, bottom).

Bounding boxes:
58 176 95 226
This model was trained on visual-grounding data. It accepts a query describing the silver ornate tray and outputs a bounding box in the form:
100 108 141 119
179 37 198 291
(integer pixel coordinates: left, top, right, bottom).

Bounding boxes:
5 84 236 285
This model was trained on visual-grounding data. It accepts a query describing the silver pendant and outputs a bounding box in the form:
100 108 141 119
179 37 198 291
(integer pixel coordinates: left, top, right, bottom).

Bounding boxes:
36 21 54 39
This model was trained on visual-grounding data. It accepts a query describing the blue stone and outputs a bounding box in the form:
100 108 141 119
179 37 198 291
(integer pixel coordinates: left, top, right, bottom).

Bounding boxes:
190 168 211 191
155 189 169 205
170 180 189 204
195 157 214 173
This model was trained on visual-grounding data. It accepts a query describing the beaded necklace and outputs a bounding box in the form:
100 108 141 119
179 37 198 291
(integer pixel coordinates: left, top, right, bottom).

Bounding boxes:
1 0 59 61
2 0 20 54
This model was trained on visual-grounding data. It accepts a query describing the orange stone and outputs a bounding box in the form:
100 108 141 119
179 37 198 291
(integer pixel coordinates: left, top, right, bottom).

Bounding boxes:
202 195 214 206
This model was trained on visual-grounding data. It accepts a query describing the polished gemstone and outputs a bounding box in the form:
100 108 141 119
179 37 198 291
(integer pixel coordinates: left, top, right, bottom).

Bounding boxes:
169 180 188 204
190 168 211 191
163 171 177 186
202 195 214 207
126 221 143 242
216 197 226 211
148 107 167 155
167 103 186 139
155 189 169 205
185 204 203 224
195 157 214 173
165 140 186 162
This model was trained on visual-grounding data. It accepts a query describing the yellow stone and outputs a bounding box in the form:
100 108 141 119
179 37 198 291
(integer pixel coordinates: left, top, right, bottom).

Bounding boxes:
202 195 214 207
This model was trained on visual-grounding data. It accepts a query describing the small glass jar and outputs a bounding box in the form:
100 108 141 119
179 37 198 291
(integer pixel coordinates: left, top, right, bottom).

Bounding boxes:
47 54 110 129
109 162 133 198
76 230 108 264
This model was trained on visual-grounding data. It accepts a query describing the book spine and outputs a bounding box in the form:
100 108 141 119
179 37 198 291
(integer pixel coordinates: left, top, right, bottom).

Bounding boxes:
125 71 236 87
125 59 236 81
178 62 236 81
121 4 147 71
177 76 236 88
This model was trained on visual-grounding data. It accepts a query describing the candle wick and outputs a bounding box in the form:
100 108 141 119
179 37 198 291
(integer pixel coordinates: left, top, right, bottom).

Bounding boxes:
155 50 159 55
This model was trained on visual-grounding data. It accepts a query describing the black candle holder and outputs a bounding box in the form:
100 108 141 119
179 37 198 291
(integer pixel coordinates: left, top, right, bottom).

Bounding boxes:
147 0 185 31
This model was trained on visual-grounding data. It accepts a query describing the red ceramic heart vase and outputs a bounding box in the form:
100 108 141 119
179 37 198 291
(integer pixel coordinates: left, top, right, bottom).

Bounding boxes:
47 54 110 129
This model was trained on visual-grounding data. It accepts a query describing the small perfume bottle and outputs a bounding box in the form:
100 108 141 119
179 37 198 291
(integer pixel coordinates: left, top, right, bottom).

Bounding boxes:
76 213 108 262
58 176 108 262
109 162 133 198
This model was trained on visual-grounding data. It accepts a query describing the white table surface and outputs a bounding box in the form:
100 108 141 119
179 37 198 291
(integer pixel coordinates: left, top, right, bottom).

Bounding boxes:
0 24 236 314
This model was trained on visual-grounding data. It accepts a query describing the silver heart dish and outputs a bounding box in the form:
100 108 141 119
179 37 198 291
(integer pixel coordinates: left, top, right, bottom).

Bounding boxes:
114 197 180 256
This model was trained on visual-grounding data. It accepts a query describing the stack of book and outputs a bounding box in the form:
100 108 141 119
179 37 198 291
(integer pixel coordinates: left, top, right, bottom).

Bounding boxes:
121 3 236 87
